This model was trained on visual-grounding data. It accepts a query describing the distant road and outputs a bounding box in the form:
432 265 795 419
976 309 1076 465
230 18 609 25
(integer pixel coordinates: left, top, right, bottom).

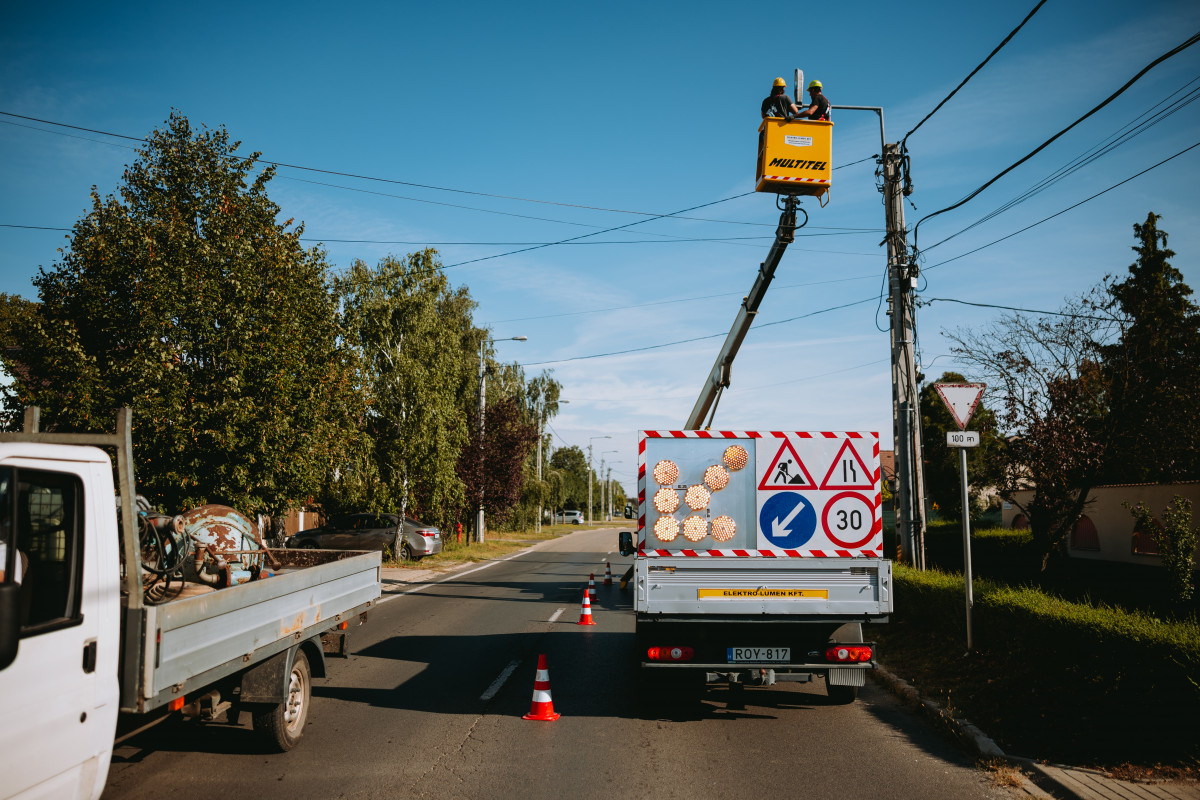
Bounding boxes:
105 529 1018 799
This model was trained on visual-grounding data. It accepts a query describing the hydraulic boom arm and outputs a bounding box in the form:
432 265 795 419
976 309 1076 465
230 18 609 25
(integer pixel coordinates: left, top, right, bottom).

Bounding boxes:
685 196 802 429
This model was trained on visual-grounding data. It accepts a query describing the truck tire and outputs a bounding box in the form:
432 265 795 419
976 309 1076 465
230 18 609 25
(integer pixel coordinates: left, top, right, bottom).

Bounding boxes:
252 649 311 751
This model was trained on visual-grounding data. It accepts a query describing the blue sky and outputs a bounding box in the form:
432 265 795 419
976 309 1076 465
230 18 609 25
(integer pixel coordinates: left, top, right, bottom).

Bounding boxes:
2 0 1198 495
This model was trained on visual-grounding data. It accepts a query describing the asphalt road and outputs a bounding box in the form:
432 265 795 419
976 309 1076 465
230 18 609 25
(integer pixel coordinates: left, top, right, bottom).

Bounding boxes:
105 529 1021 799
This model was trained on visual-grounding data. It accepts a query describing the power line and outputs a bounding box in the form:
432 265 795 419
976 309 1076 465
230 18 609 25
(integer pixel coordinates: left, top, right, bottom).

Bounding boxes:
923 74 1200 252
0 109 881 232
902 0 1050 147
912 29 1200 249
922 297 1118 321
923 138 1200 271
520 294 877 367
482 273 879 325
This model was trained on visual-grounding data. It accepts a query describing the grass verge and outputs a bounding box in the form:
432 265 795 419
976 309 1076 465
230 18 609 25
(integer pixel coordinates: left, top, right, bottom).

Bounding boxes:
874 564 1200 773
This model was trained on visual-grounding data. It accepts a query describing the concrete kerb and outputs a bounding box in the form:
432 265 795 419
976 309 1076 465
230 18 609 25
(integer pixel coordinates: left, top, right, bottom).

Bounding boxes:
870 667 1200 800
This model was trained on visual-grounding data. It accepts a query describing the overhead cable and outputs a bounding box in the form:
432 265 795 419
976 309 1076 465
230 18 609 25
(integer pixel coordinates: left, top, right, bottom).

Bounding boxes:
901 0 1050 147
912 30 1200 249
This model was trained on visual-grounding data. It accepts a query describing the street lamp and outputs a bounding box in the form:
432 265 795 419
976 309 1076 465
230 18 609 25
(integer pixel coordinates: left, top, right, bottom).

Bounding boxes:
587 435 611 525
536 398 567 535
600 450 618 521
477 335 526 543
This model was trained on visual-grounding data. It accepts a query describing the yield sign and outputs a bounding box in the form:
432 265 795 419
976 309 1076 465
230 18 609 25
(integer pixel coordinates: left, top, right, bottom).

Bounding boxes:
934 383 986 430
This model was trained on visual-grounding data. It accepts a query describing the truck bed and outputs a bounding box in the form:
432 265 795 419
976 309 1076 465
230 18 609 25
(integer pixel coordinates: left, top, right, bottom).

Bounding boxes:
124 548 380 712
635 557 891 618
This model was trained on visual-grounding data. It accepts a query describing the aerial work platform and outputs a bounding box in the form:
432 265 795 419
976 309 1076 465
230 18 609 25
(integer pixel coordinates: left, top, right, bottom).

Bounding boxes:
755 118 833 202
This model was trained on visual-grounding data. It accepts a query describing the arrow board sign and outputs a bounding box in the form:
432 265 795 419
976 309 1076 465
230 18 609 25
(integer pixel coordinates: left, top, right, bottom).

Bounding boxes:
934 383 986 430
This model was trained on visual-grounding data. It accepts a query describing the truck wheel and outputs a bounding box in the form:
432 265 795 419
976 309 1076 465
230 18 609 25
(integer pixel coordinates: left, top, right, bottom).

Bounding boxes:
826 683 859 704
252 650 311 751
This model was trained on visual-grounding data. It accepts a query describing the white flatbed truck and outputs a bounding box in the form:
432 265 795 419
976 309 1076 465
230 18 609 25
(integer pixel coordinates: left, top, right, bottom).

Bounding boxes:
0 408 381 799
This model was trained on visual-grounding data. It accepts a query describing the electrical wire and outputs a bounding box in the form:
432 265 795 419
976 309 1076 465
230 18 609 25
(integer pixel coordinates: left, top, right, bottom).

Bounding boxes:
519 294 878 367
901 0 1050 147
922 75 1200 252
922 296 1118 321
923 138 1200 272
912 29 1200 249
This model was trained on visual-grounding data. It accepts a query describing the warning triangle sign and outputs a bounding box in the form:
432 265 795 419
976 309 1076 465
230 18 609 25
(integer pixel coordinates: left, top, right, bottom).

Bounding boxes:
934 383 986 430
758 439 817 491
819 438 876 490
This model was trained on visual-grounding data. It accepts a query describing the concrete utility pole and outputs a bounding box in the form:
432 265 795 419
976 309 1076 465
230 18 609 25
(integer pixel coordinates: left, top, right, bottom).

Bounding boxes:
587 436 611 524
882 143 928 568
477 335 526 543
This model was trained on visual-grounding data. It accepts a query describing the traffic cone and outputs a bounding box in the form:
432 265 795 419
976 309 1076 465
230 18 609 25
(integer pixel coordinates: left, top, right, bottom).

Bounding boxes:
522 654 560 721
588 573 597 599
603 562 613 586
577 588 597 625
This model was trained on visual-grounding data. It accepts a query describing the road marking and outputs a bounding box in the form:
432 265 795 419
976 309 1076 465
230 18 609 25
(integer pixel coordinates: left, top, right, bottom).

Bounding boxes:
548 607 565 623
480 659 521 702
378 550 529 604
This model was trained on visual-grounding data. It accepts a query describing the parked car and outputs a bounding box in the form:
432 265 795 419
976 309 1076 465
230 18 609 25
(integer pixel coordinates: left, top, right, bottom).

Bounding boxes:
561 510 584 525
287 512 442 560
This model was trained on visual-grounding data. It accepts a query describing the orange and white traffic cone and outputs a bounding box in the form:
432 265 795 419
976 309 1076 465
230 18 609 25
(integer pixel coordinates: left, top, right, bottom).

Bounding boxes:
577 588 597 625
588 573 597 599
603 562 613 586
522 654 560 721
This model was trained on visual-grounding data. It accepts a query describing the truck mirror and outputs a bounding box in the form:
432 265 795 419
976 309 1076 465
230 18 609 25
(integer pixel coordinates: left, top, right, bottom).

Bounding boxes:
0 583 19 671
618 531 634 557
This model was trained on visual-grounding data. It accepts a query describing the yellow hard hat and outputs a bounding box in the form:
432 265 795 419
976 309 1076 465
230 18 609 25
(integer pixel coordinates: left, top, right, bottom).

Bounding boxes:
808 80 823 89
773 77 787 88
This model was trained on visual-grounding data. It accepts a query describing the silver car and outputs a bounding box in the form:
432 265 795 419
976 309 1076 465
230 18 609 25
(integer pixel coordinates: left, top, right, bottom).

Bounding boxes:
287 513 442 561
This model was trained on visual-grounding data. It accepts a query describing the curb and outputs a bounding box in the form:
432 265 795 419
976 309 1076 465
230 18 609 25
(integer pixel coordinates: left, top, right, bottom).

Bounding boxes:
870 666 1056 798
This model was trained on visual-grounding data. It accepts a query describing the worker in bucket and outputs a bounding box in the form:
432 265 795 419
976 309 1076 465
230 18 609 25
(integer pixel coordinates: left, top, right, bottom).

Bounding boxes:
761 77 802 119
794 80 831 121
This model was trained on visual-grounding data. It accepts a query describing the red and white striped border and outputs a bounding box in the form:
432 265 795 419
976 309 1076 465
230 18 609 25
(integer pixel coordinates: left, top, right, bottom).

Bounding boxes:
763 176 829 184
635 548 883 558
638 431 882 559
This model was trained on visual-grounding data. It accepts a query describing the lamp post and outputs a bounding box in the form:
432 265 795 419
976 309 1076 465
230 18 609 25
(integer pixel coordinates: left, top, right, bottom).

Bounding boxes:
477 335 526 543
536 397 567 535
605 461 622 521
600 450 618 521
587 435 611 525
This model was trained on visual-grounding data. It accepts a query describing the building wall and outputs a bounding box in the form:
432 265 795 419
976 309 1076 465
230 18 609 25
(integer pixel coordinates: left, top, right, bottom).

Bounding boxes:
1001 482 1200 566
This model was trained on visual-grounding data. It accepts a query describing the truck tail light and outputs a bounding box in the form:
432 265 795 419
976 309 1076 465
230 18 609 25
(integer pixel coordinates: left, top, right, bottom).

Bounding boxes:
825 645 873 663
169 696 185 712
647 646 694 662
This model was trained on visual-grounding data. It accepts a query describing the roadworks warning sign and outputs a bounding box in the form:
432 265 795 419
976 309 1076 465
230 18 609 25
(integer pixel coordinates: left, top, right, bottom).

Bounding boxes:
697 588 828 600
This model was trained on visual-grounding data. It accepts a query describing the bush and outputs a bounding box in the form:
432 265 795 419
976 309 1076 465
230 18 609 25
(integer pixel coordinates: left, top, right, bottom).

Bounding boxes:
881 564 1200 765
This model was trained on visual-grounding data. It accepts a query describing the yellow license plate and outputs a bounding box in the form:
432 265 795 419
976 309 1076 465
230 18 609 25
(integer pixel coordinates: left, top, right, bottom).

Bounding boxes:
697 588 828 600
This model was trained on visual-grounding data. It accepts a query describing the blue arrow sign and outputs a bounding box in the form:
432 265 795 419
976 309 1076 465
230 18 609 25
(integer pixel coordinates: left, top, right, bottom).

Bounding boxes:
759 492 817 549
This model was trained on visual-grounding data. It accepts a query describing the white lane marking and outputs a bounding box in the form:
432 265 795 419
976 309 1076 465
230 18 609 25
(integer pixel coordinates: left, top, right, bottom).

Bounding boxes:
548 607 565 623
378 550 529 604
480 659 521 702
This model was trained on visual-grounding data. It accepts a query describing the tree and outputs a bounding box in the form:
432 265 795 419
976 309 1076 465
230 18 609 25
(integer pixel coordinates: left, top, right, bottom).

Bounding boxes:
1126 496 1198 605
458 395 538 527
548 446 590 510
334 251 479 529
919 371 1000 520
947 290 1118 571
5 111 359 516
1099 213 1200 483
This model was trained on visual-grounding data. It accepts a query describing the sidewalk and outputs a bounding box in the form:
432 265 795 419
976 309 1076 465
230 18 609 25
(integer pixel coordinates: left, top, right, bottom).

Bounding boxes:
871 667 1200 800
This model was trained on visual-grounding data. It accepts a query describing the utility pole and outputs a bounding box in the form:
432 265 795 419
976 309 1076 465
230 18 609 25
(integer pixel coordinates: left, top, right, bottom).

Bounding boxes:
587 435 611 524
882 142 928 568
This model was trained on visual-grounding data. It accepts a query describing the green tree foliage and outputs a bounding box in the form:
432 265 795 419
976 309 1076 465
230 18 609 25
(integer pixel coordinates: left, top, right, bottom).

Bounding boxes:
548 445 590 511
1126 496 1198 605
1099 213 1200 483
458 396 538 527
334 251 479 528
947 290 1117 572
5 112 358 515
0 293 36 351
919 371 1000 521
